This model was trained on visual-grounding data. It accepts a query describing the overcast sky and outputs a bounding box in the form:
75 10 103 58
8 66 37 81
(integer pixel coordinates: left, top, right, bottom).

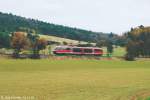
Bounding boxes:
0 0 150 34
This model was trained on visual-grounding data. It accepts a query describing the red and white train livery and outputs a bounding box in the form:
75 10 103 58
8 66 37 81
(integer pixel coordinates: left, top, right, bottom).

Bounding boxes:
53 46 103 56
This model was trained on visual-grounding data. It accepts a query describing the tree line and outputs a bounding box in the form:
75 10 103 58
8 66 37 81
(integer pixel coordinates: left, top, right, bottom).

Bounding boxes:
11 32 47 59
125 25 150 60
0 12 114 43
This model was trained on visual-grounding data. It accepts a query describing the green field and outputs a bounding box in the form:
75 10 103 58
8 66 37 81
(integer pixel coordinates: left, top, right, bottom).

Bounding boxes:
102 47 126 57
0 59 150 100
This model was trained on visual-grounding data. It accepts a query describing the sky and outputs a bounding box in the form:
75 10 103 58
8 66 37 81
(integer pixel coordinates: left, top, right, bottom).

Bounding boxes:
0 0 150 34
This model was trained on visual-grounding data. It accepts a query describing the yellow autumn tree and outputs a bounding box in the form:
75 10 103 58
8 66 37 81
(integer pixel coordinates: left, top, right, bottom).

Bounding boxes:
11 32 29 58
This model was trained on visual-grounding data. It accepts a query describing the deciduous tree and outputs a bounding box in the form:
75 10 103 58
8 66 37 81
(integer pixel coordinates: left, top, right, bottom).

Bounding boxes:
11 32 29 58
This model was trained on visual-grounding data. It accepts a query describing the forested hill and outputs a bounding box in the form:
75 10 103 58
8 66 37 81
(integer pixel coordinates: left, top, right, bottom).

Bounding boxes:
0 12 112 42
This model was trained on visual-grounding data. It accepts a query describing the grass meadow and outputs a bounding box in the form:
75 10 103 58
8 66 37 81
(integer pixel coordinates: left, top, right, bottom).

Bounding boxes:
102 47 126 57
0 59 150 100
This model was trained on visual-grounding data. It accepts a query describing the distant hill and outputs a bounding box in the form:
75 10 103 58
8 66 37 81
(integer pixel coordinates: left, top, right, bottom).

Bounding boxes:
0 12 114 43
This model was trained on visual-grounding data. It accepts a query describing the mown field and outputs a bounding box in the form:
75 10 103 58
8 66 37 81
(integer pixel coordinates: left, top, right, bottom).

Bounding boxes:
0 59 150 100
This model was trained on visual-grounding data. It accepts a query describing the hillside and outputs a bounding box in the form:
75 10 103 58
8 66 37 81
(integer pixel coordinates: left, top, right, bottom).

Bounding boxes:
39 35 95 45
0 12 112 43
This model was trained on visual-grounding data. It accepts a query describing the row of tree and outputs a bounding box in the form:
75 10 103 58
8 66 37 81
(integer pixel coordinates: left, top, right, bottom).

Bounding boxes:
11 32 47 58
125 25 150 60
0 12 112 43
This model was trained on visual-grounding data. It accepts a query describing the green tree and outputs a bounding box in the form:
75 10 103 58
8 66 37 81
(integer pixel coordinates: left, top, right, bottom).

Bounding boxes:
0 32 10 48
96 40 106 47
27 33 47 58
125 40 136 61
125 26 150 60
106 41 113 54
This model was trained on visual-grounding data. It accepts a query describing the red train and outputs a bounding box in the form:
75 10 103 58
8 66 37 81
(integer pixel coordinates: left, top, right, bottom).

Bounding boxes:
53 46 103 56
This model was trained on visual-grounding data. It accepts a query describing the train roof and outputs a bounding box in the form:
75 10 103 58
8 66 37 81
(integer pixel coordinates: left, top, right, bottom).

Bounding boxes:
55 46 102 49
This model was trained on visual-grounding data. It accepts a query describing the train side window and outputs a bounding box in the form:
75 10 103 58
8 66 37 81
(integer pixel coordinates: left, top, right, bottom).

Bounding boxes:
73 48 82 52
94 49 101 52
66 48 71 50
84 49 93 53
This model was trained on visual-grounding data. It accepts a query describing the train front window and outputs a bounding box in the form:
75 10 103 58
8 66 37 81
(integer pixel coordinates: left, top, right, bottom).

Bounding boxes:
55 47 71 50
55 47 64 50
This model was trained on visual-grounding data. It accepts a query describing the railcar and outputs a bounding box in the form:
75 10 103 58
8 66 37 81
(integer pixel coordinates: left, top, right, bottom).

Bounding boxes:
53 46 103 56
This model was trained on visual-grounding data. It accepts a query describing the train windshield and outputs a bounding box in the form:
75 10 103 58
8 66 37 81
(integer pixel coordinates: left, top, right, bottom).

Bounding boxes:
55 47 62 50
55 47 71 50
